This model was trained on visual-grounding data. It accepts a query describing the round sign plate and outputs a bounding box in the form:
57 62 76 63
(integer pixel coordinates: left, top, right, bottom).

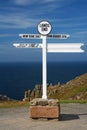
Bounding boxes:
38 21 52 35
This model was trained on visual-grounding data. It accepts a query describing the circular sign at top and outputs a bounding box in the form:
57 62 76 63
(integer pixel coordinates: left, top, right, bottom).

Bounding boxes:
38 21 52 35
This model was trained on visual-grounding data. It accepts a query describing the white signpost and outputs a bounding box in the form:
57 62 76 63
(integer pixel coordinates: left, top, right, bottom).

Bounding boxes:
13 21 84 100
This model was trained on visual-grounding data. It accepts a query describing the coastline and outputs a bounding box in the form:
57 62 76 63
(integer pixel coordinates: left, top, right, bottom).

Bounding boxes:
0 61 87 100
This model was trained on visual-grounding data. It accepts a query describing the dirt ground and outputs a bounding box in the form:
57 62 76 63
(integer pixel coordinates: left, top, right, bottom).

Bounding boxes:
0 104 87 130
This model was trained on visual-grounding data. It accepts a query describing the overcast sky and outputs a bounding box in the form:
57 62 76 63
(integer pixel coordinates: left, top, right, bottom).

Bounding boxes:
0 0 87 62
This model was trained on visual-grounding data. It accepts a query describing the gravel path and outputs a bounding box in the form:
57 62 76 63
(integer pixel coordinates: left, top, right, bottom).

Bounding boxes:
0 104 87 130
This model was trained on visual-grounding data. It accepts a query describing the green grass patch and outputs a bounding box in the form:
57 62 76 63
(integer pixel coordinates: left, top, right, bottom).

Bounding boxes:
50 85 87 100
0 100 87 109
0 101 29 109
60 100 87 104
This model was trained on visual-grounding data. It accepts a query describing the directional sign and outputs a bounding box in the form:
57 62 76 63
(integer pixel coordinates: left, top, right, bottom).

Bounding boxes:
47 34 70 39
47 43 84 53
13 43 84 52
13 43 42 48
19 33 70 39
13 20 85 100
19 34 41 39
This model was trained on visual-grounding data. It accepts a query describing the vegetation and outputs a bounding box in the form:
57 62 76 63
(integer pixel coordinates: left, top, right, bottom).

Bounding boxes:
22 73 87 104
1 73 87 108
49 73 87 100
0 101 29 109
59 100 87 104
0 99 87 109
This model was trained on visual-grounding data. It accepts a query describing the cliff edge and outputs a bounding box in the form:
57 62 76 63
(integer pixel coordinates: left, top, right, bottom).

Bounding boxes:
23 73 87 101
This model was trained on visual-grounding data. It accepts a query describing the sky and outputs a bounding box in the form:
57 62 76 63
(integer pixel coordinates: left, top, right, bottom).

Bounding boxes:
0 0 87 62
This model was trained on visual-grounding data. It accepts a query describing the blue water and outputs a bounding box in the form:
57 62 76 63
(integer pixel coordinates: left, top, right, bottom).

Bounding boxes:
0 61 87 100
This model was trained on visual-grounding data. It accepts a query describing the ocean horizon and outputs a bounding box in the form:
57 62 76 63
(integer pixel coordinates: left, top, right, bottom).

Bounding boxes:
0 61 87 100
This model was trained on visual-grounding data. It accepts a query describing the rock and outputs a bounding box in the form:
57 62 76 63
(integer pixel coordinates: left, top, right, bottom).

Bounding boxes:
48 99 59 106
30 98 39 106
0 94 10 101
23 73 87 101
23 84 42 101
30 98 59 106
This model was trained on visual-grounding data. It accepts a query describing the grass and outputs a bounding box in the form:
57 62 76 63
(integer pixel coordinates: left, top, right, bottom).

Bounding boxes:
0 100 87 109
0 101 29 109
50 85 87 100
60 100 87 104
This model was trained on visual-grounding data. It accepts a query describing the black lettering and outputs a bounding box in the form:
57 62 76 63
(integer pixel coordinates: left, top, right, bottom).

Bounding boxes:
25 35 28 37
40 23 50 28
62 35 66 38
41 27 48 31
47 34 52 37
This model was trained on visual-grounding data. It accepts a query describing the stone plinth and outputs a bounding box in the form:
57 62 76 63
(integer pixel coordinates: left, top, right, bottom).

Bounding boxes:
30 98 60 120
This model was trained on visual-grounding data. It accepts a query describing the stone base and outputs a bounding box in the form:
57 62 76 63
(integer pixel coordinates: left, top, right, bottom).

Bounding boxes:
29 98 60 120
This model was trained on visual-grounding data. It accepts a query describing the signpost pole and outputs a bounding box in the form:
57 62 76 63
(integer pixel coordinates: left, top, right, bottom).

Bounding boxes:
41 35 47 99
38 21 52 100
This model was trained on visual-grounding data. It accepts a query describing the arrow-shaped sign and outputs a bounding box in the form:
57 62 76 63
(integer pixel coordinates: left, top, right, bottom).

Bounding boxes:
13 43 42 48
13 43 84 53
19 34 70 39
47 43 84 53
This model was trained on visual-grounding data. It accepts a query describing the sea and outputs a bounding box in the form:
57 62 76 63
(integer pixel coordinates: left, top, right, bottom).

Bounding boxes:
0 61 87 100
